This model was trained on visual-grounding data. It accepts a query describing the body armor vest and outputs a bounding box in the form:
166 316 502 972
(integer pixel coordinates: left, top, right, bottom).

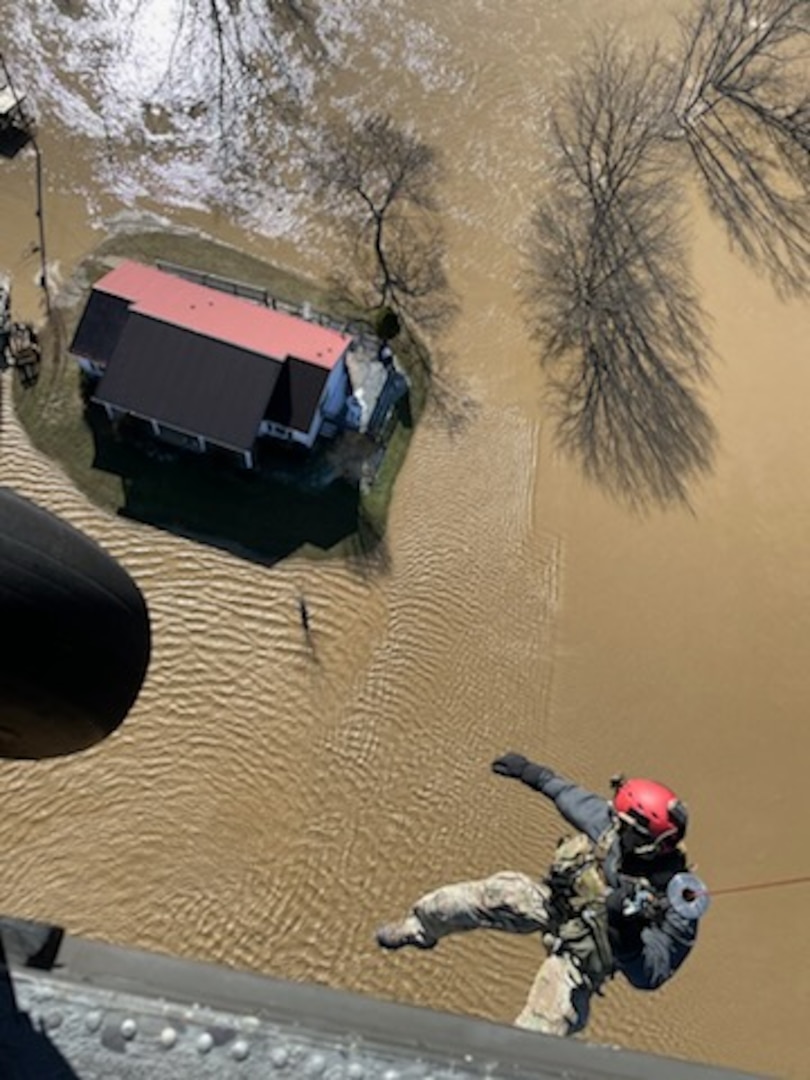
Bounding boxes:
543 829 618 990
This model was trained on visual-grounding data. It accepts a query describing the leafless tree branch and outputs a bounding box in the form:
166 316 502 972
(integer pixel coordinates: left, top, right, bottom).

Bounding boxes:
310 111 471 426
312 112 457 335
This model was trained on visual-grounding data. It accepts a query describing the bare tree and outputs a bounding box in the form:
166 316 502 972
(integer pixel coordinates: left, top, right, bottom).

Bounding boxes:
312 112 454 336
524 39 716 507
672 0 810 293
311 111 471 428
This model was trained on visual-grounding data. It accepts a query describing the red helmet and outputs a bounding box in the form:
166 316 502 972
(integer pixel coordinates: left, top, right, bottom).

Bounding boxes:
612 777 688 854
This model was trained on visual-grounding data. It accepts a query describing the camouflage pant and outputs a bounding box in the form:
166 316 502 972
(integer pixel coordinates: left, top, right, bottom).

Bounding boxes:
394 870 592 1037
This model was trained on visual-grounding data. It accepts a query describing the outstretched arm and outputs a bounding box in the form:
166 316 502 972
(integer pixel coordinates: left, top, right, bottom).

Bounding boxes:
491 753 613 842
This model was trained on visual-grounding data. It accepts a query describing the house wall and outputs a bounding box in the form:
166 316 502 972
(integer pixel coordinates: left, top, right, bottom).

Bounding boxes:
76 356 105 377
259 418 312 443
320 355 350 420
152 423 205 454
301 409 322 450
100 403 252 467
259 419 303 445
78 319 354 458
152 423 253 467
258 353 351 450
368 369 409 436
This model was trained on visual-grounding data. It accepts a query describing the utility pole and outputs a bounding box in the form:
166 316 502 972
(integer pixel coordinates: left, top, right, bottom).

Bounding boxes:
0 50 50 317
30 135 50 316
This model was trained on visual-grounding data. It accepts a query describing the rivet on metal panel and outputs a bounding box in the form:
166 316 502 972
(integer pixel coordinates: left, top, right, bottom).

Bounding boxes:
120 1018 137 1040
85 1010 103 1033
44 1010 63 1030
306 1051 327 1075
231 1038 250 1061
270 1046 289 1068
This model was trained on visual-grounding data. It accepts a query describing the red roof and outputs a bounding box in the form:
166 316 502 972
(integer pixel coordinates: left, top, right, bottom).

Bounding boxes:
93 261 352 370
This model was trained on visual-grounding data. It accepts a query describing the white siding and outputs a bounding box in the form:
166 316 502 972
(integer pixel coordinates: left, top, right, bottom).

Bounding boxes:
258 352 352 449
77 356 105 377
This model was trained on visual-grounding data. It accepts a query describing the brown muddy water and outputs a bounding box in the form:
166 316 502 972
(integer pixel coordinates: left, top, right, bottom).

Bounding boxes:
1 2 809 1077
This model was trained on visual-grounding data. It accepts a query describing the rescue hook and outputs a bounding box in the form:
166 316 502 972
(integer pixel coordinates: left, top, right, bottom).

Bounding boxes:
667 873 711 919
666 872 810 920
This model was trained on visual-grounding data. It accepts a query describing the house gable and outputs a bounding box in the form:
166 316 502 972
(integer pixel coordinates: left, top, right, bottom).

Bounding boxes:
264 357 330 434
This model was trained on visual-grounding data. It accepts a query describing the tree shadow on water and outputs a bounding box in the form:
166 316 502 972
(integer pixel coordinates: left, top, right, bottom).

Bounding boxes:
524 37 718 511
525 5 810 509
672 0 810 299
546 340 717 512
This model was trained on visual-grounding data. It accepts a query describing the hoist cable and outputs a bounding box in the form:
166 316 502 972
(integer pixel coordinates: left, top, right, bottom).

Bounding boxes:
691 873 810 901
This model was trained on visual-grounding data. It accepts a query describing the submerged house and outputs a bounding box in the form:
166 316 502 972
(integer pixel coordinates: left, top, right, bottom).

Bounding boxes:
69 261 355 469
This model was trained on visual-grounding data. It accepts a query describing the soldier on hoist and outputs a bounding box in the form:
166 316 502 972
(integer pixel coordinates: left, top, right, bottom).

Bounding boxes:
376 754 699 1036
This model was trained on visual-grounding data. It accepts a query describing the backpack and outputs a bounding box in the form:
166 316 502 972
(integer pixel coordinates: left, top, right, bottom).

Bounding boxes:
545 832 612 907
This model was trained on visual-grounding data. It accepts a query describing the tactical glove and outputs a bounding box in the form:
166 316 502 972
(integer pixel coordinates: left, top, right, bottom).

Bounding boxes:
607 878 659 922
606 879 637 920
491 752 529 778
491 753 556 790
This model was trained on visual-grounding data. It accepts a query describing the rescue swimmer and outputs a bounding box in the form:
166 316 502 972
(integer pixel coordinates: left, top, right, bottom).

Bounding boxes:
376 752 698 1037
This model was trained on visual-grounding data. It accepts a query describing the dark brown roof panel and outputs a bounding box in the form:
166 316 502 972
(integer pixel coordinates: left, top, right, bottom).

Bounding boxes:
69 291 132 364
264 357 329 433
94 314 282 451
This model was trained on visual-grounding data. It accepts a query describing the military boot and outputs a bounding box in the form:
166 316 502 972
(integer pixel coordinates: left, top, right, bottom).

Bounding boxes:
375 916 437 950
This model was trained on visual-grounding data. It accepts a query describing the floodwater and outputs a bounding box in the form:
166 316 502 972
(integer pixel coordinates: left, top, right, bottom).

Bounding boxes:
1 2 809 1077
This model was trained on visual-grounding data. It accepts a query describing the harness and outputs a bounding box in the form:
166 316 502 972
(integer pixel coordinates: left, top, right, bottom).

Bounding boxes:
542 828 618 991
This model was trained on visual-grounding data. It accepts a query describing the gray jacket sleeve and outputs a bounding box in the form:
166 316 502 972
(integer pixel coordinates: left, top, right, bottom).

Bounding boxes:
623 908 698 990
523 772 614 843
